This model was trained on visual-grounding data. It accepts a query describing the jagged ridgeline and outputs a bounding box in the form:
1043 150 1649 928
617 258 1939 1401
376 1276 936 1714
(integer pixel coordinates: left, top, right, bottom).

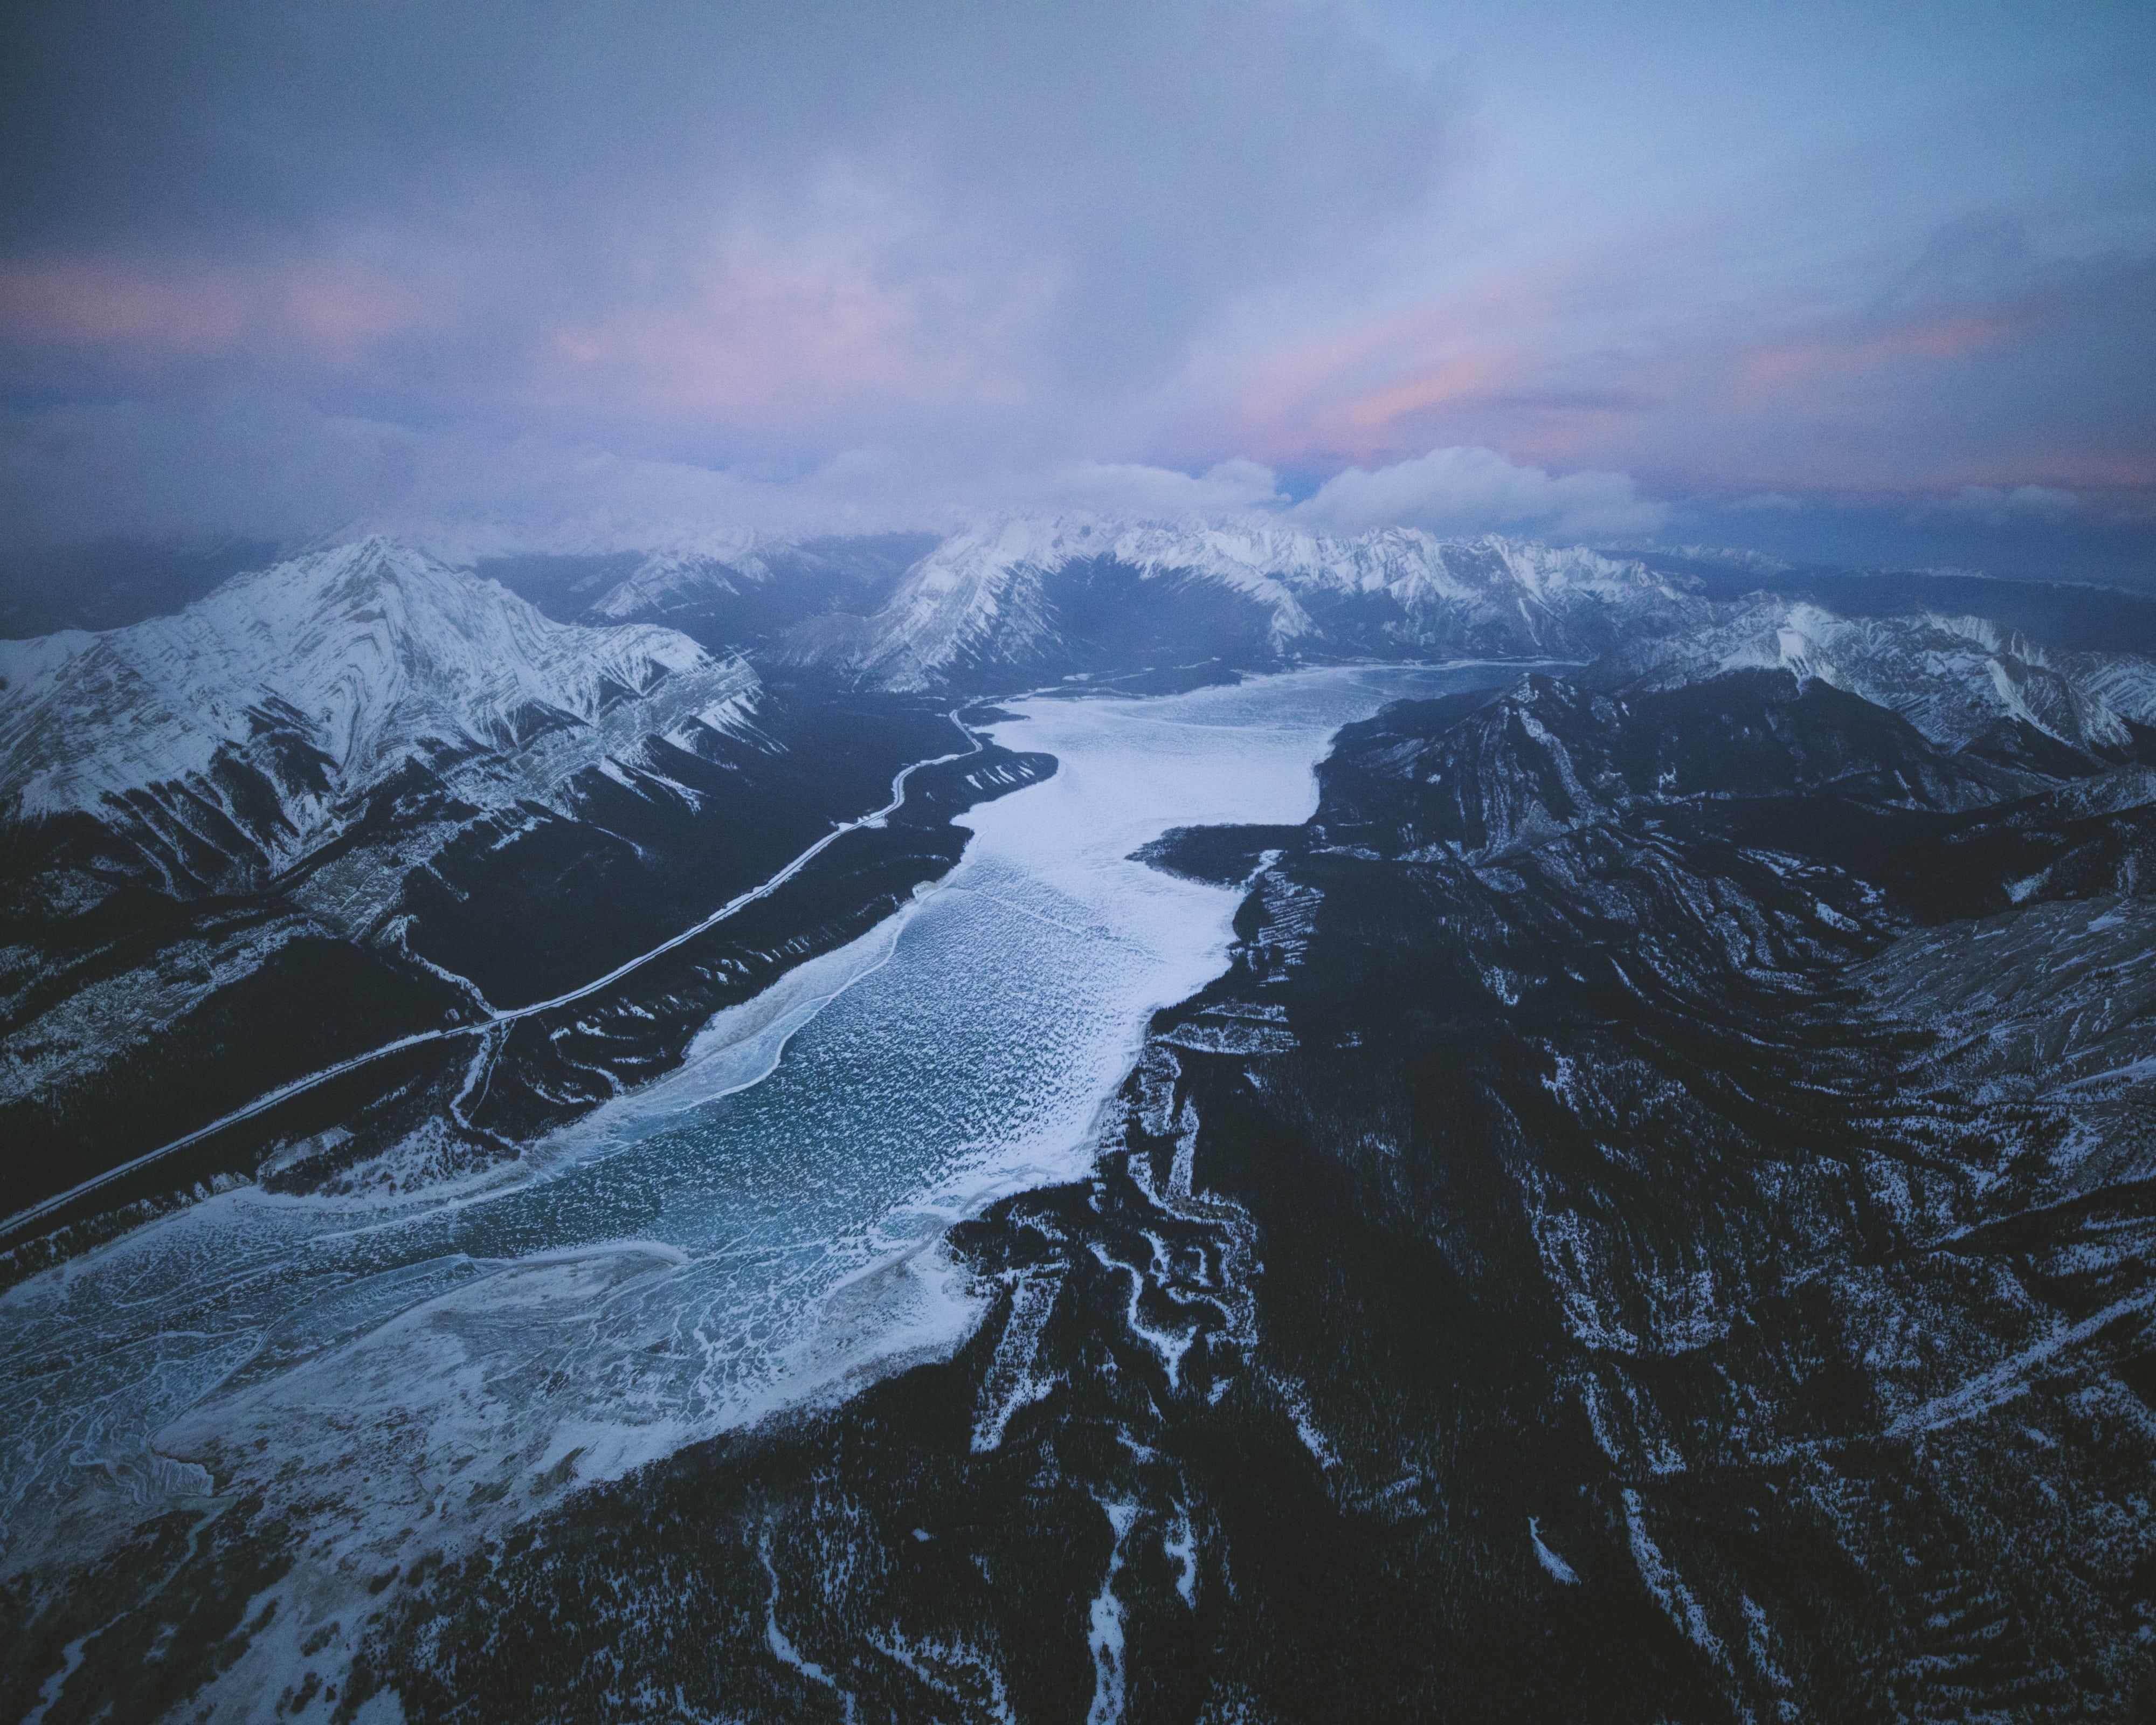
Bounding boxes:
5 520 2156 1722
477 519 1712 688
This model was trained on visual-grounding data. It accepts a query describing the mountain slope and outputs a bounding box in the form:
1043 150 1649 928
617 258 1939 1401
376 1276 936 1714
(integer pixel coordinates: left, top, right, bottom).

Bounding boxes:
0 542 1053 1231
0 537 758 900
547 519 1710 691
1314 668 2029 862
1594 595 2156 762
12 532 2156 1720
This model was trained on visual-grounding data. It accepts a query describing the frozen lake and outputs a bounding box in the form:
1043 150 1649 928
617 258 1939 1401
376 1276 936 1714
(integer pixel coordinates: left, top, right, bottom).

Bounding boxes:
0 662 1521 1699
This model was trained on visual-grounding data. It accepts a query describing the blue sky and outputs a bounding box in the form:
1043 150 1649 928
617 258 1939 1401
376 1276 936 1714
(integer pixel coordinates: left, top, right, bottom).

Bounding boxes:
0 1 2150 573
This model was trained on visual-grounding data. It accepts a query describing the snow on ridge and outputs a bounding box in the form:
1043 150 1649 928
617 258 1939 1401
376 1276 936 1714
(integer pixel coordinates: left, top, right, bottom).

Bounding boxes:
1 515 1690 837
1602 594 2155 753
762 514 1698 687
358 513 1697 688
893 514 1680 608
582 543 776 621
341 514 770 570
0 536 757 833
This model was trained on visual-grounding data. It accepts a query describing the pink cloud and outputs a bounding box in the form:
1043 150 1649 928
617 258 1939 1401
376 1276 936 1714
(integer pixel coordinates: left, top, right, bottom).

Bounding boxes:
0 259 247 355
1162 252 2114 507
527 227 1060 434
0 253 445 376
1733 308 2021 399
1178 268 1567 469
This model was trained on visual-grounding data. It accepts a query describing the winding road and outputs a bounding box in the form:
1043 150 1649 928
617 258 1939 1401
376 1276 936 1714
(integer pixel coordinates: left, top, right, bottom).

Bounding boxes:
1 708 991 1244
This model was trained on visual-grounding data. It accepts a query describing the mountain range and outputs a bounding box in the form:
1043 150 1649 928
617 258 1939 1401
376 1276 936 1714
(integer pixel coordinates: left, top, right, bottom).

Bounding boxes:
5 518 2156 1722
9 519 2156 1245
485 519 1711 687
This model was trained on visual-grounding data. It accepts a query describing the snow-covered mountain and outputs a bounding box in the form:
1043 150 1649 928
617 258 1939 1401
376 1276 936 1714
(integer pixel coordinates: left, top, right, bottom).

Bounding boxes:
580 544 765 622
17 519 2156 1721
1594 596 2156 760
0 537 759 894
16 533 2153 903
1 535 1060 1245
560 518 1709 688
1318 666 2028 863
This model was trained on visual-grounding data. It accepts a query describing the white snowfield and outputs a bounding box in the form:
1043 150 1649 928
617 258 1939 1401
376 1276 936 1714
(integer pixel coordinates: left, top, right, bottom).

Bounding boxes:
1603 596 2156 754
0 536 758 864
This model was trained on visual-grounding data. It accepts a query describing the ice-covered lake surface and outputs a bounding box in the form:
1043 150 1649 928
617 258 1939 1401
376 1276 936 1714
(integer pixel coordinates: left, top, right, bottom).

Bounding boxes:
0 663 1520 1672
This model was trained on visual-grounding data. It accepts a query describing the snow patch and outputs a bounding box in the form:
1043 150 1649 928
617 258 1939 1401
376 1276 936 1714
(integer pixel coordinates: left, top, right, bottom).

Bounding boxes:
1529 1517 1580 1584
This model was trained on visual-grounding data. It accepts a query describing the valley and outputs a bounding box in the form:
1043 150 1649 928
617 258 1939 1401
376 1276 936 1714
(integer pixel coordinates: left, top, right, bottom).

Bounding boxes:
5 523 2156 1722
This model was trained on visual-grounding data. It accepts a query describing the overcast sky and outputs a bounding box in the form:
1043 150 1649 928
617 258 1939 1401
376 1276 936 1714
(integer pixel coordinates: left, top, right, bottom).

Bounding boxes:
1 1 2151 571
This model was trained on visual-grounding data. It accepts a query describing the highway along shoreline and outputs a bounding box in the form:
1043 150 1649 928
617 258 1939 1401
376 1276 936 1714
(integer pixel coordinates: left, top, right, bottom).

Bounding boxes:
1 705 1057 1259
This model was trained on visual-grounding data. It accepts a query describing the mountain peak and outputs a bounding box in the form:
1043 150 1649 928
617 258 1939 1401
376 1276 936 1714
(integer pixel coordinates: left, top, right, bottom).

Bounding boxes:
0 539 751 855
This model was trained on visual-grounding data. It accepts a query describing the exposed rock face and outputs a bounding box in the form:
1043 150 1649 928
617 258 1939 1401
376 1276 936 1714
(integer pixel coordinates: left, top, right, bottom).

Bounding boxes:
0 537 756 893
0 522 1705 1232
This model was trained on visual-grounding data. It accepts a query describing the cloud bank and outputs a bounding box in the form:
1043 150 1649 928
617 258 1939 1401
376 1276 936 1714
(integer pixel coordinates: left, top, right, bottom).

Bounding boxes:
1 396 1686 558
1291 447 1666 539
0 1 1452 455
0 3 2148 572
